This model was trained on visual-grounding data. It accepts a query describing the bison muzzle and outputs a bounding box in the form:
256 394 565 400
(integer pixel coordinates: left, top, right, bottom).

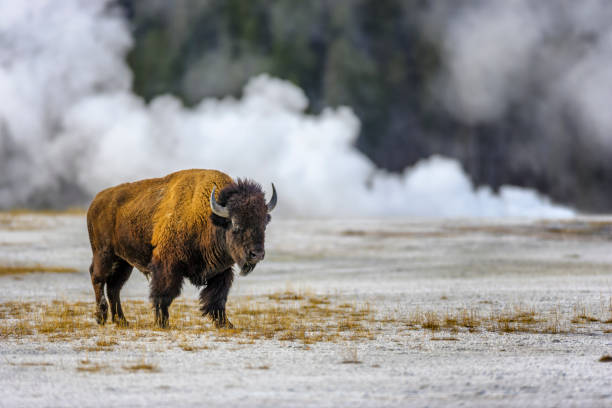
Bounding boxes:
86 169 277 328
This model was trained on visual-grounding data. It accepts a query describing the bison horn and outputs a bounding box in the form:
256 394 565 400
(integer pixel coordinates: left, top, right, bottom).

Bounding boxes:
210 186 230 218
267 183 277 213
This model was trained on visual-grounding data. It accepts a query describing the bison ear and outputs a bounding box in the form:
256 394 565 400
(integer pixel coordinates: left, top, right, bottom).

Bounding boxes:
211 213 231 229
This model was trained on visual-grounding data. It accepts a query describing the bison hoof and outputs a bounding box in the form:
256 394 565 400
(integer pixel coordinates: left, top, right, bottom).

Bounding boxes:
113 317 129 327
95 302 108 325
214 319 234 329
155 318 169 329
95 313 106 325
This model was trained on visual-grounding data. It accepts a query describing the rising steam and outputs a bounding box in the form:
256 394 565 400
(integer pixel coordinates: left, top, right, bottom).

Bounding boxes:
0 0 573 217
428 0 612 149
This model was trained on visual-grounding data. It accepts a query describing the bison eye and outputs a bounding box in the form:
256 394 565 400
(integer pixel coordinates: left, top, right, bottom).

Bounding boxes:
232 225 242 234
266 214 271 225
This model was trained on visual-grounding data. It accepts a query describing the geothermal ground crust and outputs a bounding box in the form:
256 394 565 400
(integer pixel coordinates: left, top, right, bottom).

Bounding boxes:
1 213 611 407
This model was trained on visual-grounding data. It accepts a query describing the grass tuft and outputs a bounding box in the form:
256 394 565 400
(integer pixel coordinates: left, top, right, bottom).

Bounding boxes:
10 361 53 367
77 360 109 373
123 361 158 372
178 343 210 352
96 338 118 347
340 346 362 364
0 208 85 216
0 265 78 276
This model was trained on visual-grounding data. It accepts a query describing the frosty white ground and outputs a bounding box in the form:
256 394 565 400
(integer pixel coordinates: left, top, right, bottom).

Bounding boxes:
1 214 611 407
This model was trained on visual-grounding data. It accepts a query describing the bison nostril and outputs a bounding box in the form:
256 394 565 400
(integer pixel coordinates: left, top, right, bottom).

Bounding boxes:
249 249 265 261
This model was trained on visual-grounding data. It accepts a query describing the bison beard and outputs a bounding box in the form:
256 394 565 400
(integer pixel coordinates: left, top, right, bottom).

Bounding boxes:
86 169 276 329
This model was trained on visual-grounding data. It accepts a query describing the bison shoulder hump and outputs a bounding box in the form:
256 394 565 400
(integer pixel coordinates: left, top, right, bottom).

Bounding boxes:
150 169 233 253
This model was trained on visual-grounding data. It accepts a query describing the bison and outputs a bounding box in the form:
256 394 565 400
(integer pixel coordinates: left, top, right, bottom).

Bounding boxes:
86 169 277 328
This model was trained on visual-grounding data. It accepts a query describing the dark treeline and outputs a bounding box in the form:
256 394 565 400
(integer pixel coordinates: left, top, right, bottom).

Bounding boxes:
119 0 612 212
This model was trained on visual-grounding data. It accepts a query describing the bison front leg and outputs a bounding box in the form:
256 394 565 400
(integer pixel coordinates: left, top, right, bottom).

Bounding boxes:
150 265 183 328
200 268 234 328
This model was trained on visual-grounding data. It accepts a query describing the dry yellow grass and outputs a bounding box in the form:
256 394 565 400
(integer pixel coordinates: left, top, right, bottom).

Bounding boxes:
9 361 53 367
246 364 270 370
0 265 78 276
488 305 543 333
0 208 86 216
267 290 304 301
395 301 606 335
77 364 108 372
0 291 374 345
77 360 110 373
0 210 84 231
571 304 600 324
0 290 608 348
123 361 158 372
178 341 210 351
340 346 362 364
95 337 118 347
452 220 612 241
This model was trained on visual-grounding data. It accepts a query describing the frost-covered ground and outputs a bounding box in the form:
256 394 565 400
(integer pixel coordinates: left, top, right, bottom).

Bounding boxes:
1 213 612 407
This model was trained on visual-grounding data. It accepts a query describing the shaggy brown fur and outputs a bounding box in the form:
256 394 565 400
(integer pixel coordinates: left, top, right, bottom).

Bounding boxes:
86 169 273 328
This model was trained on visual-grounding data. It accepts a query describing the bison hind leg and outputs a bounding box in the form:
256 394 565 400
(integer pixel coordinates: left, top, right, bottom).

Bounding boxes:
106 259 133 326
90 261 108 325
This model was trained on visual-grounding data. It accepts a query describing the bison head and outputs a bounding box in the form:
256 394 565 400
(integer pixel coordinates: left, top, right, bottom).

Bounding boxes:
210 179 277 276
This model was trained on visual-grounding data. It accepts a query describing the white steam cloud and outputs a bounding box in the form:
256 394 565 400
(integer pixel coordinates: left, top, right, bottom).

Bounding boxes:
0 0 573 217
431 0 612 152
